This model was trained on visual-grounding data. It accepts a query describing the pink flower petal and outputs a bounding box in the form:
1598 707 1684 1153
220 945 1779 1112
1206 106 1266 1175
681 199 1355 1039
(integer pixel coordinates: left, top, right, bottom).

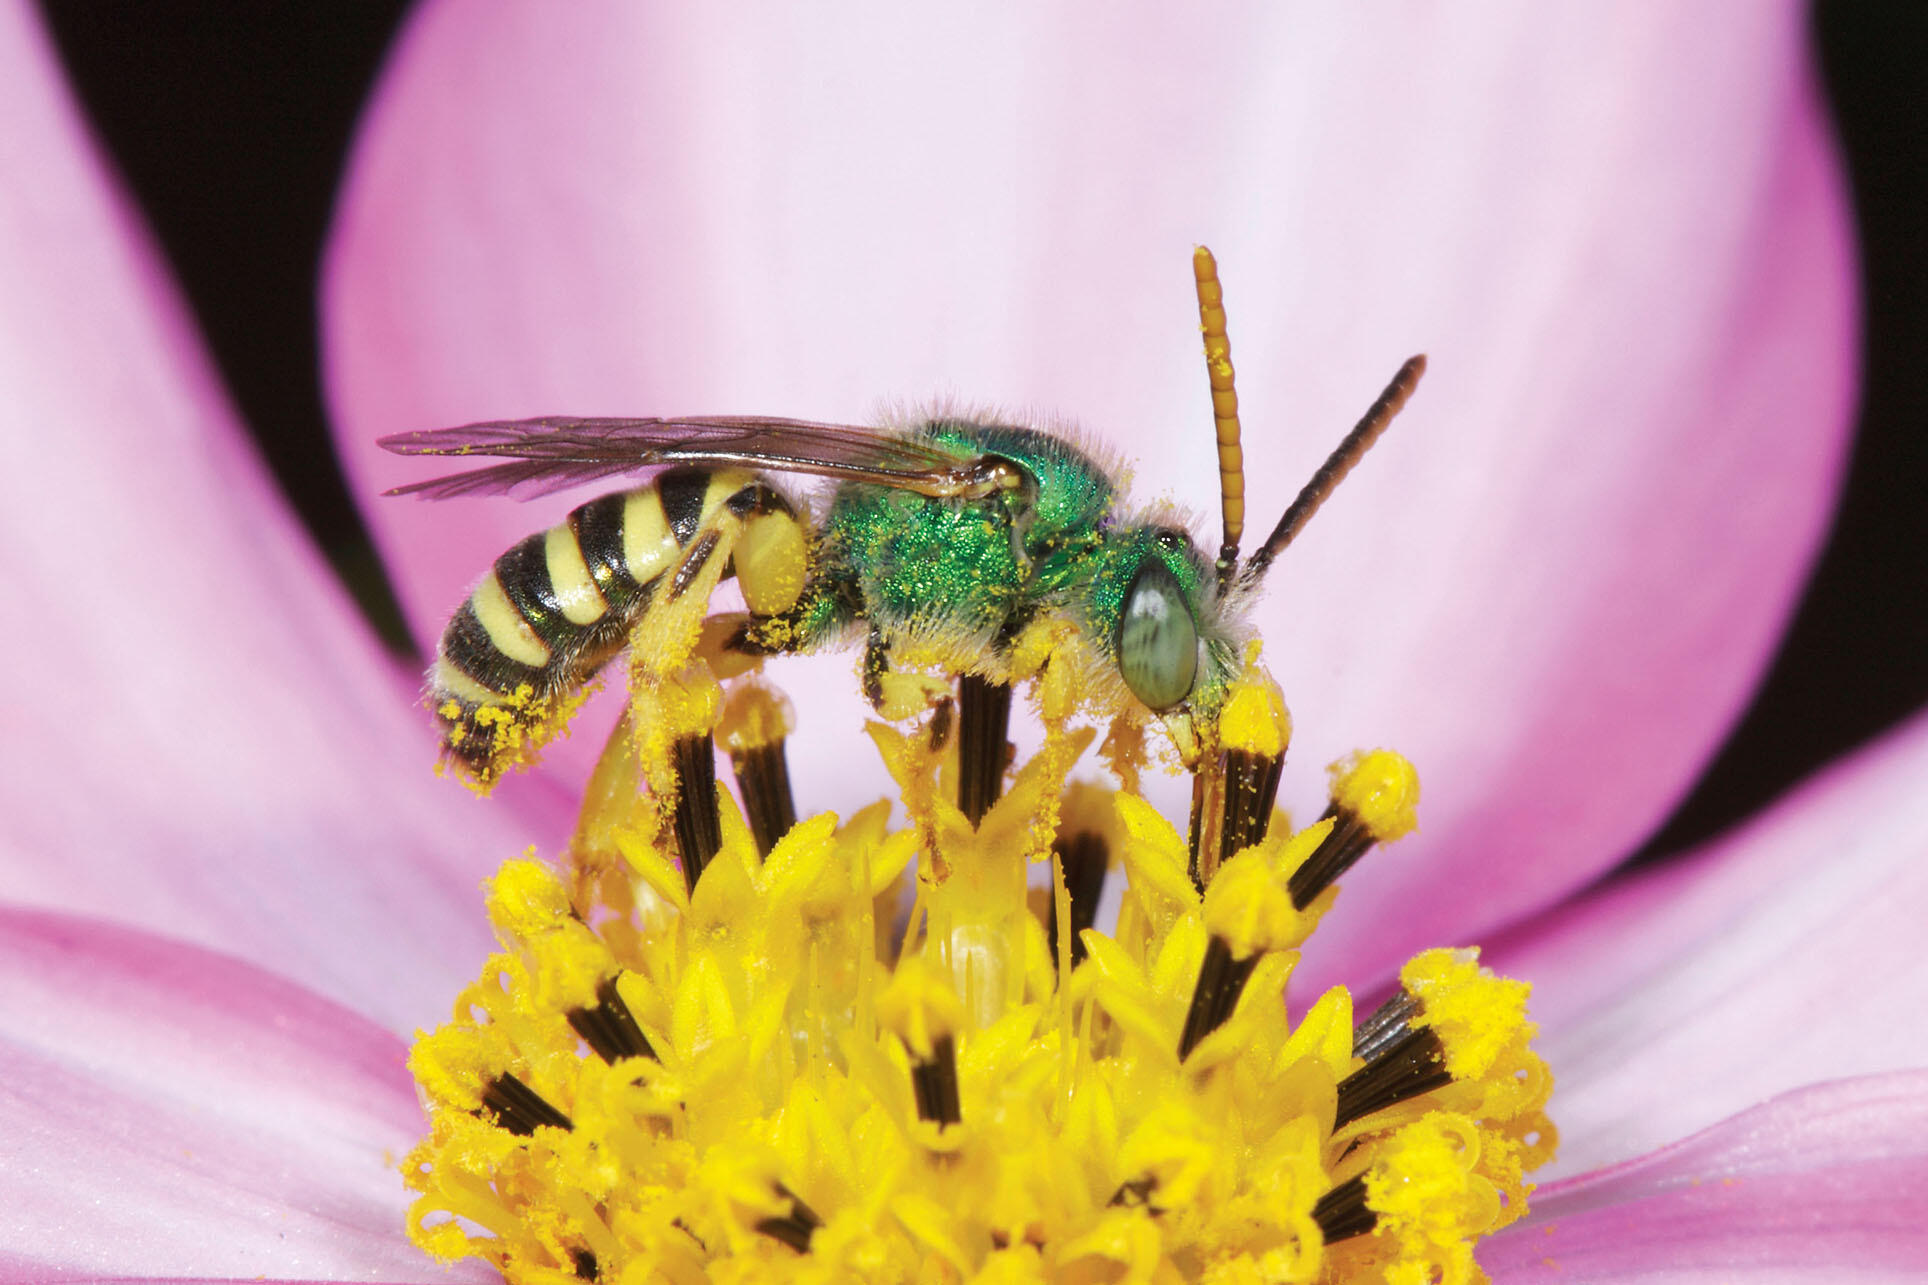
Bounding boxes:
1479 1071 1928 1282
325 4 1854 988
0 2 549 1035
1485 707 1928 1178
0 906 485 1281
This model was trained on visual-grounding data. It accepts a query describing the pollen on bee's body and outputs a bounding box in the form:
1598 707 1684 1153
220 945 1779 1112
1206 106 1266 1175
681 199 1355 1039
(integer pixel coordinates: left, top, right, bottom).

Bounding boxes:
401 645 1552 1285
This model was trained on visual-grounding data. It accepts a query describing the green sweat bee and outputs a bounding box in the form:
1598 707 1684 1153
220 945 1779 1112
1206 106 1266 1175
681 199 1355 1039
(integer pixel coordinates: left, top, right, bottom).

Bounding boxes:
382 250 1423 817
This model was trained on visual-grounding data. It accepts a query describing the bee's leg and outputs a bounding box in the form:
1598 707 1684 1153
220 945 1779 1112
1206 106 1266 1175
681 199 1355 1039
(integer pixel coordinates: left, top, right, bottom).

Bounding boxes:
862 628 889 710
957 673 1013 827
1187 765 1223 892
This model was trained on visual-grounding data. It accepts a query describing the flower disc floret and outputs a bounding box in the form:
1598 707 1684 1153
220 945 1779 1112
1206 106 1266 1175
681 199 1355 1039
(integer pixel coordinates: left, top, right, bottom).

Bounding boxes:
402 643 1552 1284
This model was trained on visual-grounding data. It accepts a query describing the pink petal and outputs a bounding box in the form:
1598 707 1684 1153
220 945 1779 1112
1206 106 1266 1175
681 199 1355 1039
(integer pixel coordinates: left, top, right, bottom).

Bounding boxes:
323 3 1854 990
0 906 482 1282
0 2 549 1035
1485 707 1928 1178
1479 1071 1928 1282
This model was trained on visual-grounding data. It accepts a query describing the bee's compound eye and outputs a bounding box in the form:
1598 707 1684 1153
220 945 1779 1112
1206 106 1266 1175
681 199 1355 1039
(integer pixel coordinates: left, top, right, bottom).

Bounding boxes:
1117 557 1199 712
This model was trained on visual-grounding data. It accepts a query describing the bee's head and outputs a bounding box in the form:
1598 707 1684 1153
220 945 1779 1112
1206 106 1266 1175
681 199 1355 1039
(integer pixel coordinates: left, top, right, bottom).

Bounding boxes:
1090 523 1244 731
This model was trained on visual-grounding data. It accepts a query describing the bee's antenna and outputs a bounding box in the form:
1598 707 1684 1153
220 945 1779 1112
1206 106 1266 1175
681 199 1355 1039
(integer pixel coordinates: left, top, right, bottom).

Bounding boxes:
1194 246 1245 592
1241 355 1427 586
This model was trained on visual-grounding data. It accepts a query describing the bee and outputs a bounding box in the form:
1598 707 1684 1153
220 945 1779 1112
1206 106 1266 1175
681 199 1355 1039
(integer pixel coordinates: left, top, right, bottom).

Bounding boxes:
382 250 1423 820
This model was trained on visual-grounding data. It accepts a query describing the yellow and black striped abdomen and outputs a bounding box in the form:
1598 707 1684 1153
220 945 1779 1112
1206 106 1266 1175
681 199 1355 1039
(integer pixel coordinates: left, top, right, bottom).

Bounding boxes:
429 467 808 783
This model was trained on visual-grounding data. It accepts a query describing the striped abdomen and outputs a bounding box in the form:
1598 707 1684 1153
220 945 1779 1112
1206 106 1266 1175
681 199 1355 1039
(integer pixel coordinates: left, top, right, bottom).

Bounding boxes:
429 467 808 782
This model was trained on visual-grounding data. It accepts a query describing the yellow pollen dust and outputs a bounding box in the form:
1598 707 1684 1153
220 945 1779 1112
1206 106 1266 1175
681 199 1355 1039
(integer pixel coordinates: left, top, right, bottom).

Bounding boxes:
402 625 1554 1285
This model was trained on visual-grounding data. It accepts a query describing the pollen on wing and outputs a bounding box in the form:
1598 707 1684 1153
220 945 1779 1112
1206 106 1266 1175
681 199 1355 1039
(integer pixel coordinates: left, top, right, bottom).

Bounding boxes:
403 644 1554 1285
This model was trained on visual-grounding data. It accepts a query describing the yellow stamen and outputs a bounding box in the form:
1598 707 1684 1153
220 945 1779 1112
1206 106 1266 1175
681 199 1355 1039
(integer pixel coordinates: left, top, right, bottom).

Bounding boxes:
403 630 1552 1283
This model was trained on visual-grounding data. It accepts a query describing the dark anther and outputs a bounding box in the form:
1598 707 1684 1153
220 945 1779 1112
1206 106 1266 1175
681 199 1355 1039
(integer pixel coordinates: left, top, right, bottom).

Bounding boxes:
571 1248 599 1280
567 975 656 1063
1311 1174 1377 1244
671 734 723 893
1351 987 1423 1064
1046 830 1109 965
754 1184 823 1253
1178 935 1260 1060
928 696 955 753
1287 803 1374 909
730 741 798 859
478 1071 573 1136
1333 1024 1449 1129
1219 748 1284 866
957 674 1013 825
909 1032 963 1126
1108 1175 1160 1209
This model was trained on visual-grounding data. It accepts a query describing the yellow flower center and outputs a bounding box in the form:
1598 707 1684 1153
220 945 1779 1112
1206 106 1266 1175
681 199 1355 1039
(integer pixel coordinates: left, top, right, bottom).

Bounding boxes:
403 629 1555 1285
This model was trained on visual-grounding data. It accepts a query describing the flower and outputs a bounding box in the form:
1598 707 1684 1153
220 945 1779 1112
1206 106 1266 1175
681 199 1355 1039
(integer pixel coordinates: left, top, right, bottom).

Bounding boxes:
4 2 1925 1283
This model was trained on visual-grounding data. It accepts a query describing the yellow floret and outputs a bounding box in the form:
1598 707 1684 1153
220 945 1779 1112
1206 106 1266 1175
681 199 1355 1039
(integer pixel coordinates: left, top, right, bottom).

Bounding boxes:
1328 748 1420 842
400 649 1552 1285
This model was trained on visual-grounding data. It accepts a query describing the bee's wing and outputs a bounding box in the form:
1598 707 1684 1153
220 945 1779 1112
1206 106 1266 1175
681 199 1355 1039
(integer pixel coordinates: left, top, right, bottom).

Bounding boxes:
378 416 1001 501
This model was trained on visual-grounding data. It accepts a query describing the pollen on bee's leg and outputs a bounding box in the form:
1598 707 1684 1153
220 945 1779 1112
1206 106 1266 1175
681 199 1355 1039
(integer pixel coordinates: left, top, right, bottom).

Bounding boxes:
1286 749 1419 908
719 680 797 859
957 673 1013 825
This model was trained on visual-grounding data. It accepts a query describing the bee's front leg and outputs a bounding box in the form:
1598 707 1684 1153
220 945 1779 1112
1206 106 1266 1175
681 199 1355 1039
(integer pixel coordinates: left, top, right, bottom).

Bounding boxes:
862 628 951 721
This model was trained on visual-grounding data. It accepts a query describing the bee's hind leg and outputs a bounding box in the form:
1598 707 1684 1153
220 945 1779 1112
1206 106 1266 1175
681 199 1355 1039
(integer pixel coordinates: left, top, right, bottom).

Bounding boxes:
862 628 889 710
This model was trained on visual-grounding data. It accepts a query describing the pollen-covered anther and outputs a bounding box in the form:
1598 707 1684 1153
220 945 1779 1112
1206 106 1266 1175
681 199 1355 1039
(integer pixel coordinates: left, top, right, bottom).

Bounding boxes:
718 679 798 858
670 732 723 891
1310 1173 1375 1245
479 1071 574 1137
753 1185 824 1253
1335 946 1544 1133
401 658 1553 1284
566 975 656 1063
876 956 965 1127
1178 850 1301 1058
1286 748 1419 908
1206 646 1295 881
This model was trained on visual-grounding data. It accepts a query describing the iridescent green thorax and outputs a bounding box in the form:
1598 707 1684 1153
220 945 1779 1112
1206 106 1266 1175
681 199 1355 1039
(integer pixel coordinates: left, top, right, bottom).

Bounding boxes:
796 418 1241 716
814 422 1118 643
920 421 1116 550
